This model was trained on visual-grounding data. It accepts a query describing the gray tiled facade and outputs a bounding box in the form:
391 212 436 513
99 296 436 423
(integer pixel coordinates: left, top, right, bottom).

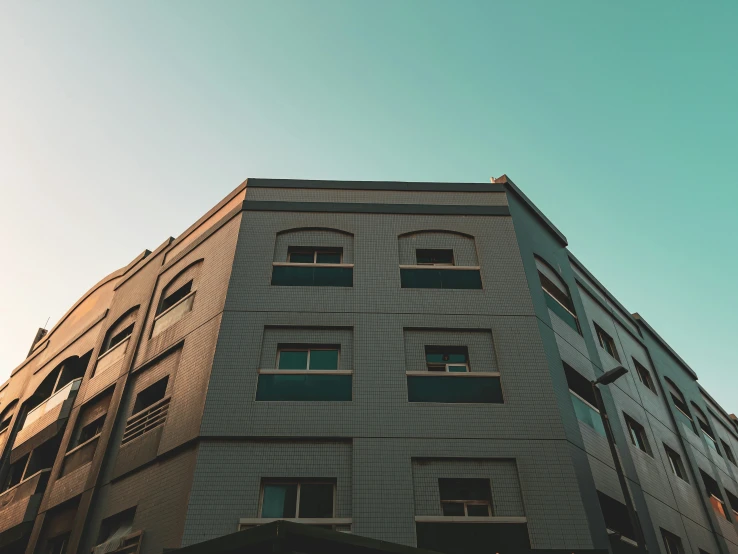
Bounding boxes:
0 177 735 554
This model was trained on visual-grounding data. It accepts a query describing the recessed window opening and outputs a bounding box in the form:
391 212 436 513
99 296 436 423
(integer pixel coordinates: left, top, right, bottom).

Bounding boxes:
664 445 689 482
564 362 606 436
624 414 652 455
97 508 136 547
158 281 192 315
725 489 738 522
25 435 62 476
537 267 581 334
77 416 105 446
416 249 454 266
260 481 335 519
595 324 621 362
105 325 133 353
2 453 30 491
101 309 138 355
720 440 736 465
438 478 493 517
277 346 339 371
0 416 10 434
633 358 657 394
288 247 342 264
661 529 685 554
132 376 169 414
425 346 469 372
597 491 636 543
664 379 696 434
692 404 720 453
701 470 729 520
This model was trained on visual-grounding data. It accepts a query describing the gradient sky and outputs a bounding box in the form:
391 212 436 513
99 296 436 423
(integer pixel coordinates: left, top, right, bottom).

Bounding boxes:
1 2 736 410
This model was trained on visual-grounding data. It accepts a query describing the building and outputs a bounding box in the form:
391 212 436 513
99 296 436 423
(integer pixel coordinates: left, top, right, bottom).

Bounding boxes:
0 177 736 554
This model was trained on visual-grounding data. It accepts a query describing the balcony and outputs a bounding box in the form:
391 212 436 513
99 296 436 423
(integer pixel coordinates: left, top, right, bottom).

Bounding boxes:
13 379 81 452
93 530 143 554
570 391 607 437
406 372 503 403
0 469 50 534
121 397 170 445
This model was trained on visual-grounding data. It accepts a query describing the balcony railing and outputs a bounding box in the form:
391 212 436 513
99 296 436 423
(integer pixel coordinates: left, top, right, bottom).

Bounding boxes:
406 372 503 403
121 397 170 445
95 337 130 375
400 265 483 290
21 378 82 431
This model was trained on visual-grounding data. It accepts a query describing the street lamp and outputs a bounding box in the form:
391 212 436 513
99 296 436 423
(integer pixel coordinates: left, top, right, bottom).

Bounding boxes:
591 365 647 553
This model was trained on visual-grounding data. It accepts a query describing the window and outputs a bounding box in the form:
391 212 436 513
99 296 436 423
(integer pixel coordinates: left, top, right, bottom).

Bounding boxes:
661 530 685 554
701 470 729 520
97 508 138 552
288 247 342 264
159 281 192 314
153 261 202 336
22 357 86 429
256 345 351 401
2 453 30 491
272 247 352 287
260 481 335 519
725 489 738 522
692 404 720 453
563 363 606 437
2 435 63 491
664 379 697 434
664 445 689 482
624 414 652 455
425 346 469 372
595 324 620 362
132 377 169 415
45 534 69 554
416 249 454 266
277 347 339 370
438 478 492 517
61 391 113 477
597 491 636 543
633 358 657 394
100 308 138 358
720 440 736 465
400 266 482 289
536 258 580 334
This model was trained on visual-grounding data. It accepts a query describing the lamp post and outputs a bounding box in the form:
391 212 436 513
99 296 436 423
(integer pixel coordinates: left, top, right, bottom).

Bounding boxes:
591 366 647 553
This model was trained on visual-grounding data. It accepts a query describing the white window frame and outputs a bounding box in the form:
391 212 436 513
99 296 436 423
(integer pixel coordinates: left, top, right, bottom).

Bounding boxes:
275 347 341 372
258 481 336 519
427 362 470 373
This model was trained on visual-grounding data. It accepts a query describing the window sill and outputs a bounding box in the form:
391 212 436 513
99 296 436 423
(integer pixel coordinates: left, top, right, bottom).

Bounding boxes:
259 369 353 375
406 371 500 377
415 516 526 524
399 265 480 271
273 262 354 268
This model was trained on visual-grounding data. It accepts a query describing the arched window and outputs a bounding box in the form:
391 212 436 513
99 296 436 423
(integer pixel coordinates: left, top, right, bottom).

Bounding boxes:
664 378 696 434
271 229 353 287
0 400 18 452
398 231 482 290
95 308 139 376
691 403 720 453
152 260 203 337
535 256 580 333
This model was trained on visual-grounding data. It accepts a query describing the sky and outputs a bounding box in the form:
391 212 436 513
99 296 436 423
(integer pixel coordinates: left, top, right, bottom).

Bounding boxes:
0 2 736 410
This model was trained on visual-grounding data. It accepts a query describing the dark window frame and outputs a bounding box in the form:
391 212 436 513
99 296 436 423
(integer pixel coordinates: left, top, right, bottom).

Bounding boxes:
595 324 621 362
632 358 657 394
259 480 336 519
624 414 652 455
664 444 689 482
438 478 493 517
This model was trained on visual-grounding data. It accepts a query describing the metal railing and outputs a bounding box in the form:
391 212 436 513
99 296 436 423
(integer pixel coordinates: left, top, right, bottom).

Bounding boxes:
121 397 170 445
92 530 142 554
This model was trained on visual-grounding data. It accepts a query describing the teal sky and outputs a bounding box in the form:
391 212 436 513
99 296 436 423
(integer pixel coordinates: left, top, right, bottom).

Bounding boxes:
1 2 736 410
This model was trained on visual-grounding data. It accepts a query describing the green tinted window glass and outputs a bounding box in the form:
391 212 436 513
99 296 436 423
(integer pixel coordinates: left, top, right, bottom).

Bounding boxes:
570 393 606 437
426 352 446 364
289 252 314 263
256 374 352 401
544 293 580 333
316 252 341 264
447 365 468 373
313 267 352 286
407 376 502 403
299 484 334 518
271 266 313 286
309 350 338 370
261 484 298 518
467 504 490 516
441 269 483 289
401 269 443 288
279 351 308 370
